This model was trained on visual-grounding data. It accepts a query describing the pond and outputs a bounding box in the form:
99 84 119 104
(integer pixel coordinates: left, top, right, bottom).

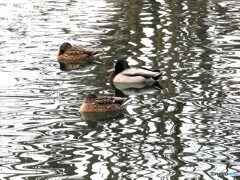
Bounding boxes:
0 0 240 179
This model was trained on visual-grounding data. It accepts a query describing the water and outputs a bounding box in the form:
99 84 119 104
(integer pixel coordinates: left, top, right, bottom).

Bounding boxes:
0 0 240 179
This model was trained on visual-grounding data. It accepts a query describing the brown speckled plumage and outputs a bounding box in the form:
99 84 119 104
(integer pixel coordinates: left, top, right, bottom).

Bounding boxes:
80 94 130 113
57 42 103 63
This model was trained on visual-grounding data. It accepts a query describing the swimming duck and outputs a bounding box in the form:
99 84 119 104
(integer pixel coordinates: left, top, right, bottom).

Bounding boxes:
107 60 162 83
79 93 131 113
57 42 103 63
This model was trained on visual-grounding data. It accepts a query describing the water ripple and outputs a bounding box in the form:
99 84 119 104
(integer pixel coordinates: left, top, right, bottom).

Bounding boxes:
0 0 240 179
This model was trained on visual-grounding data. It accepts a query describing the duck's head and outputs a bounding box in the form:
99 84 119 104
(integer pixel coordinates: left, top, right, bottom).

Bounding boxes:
108 60 130 73
59 42 72 55
83 94 97 103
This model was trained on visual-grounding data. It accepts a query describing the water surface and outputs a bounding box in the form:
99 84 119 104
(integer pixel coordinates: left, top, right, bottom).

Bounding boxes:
0 0 240 179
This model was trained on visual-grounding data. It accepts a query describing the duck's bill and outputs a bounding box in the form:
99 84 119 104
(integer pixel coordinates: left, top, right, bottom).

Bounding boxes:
107 67 115 72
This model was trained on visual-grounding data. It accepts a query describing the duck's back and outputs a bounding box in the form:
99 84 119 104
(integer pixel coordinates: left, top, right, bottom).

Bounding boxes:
113 68 161 83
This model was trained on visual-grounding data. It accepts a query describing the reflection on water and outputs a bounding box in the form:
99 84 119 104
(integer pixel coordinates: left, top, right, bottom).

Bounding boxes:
0 0 240 179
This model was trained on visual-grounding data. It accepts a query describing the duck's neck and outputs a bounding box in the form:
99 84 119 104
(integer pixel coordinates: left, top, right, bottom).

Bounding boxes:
109 72 117 81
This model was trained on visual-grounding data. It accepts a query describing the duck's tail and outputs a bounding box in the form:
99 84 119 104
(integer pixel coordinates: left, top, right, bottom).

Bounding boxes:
121 97 132 107
151 72 162 81
93 50 104 58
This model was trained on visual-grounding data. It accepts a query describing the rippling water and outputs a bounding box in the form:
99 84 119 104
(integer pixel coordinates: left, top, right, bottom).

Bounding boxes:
0 0 240 179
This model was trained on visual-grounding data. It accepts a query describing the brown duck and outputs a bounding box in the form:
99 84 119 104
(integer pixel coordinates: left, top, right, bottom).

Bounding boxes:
57 42 103 64
80 94 131 113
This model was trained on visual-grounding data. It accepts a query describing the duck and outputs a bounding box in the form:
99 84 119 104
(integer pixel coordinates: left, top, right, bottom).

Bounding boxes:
57 42 103 64
107 60 162 83
79 93 131 113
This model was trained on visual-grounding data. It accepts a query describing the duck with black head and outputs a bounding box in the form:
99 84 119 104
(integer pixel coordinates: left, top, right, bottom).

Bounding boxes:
107 59 162 96
107 59 162 84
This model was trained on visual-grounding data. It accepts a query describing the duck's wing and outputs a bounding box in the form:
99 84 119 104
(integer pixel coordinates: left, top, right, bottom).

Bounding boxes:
113 97 130 105
96 97 129 105
65 46 103 57
121 68 161 80
95 97 116 105
82 47 103 57
64 46 85 55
